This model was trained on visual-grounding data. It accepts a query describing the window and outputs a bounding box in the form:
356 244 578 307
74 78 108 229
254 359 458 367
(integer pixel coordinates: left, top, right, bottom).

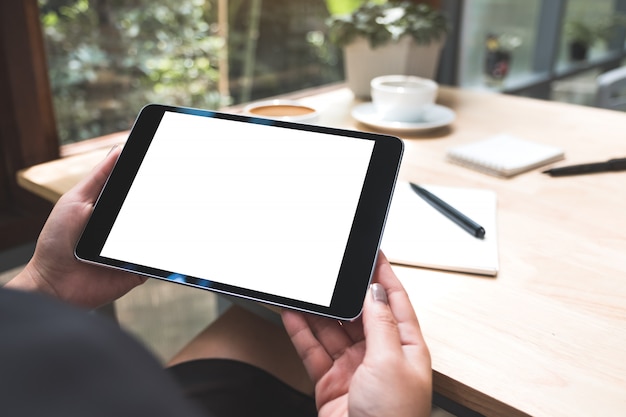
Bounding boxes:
556 0 619 72
0 1 57 250
39 0 343 146
457 0 542 90
455 0 626 102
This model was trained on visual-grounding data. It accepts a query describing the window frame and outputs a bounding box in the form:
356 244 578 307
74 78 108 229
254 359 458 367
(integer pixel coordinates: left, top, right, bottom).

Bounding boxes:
0 0 58 250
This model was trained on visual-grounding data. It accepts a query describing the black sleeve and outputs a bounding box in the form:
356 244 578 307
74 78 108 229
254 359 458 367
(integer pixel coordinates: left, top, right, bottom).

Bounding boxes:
0 288 209 417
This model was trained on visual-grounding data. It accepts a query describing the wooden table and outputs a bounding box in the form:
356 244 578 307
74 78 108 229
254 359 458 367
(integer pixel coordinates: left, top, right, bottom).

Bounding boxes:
18 85 626 417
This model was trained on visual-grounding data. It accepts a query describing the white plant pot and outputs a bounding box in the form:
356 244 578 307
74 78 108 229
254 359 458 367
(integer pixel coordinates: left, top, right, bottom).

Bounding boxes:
343 36 445 98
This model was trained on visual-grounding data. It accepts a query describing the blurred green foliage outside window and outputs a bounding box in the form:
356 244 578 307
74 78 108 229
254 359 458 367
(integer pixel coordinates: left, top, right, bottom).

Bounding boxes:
39 0 343 145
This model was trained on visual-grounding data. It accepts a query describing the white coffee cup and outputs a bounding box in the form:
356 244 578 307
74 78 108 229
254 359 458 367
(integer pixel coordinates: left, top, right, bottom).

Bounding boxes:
370 75 438 122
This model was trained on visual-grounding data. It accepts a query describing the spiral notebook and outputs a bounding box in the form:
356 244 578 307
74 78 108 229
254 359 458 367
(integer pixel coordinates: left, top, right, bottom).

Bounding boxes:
446 134 565 177
381 182 499 276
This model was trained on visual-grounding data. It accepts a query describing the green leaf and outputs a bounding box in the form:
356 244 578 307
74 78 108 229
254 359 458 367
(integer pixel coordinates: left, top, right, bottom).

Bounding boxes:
327 1 448 48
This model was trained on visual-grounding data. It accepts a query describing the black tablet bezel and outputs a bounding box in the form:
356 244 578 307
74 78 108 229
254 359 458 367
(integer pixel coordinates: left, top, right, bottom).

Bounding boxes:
75 104 403 320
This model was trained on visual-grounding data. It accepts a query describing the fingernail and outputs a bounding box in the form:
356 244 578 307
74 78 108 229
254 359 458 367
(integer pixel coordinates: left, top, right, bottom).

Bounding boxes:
371 283 388 304
107 144 120 156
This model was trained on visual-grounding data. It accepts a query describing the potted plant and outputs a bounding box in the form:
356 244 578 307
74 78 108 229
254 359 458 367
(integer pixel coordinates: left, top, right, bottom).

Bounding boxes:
326 0 449 97
565 15 626 61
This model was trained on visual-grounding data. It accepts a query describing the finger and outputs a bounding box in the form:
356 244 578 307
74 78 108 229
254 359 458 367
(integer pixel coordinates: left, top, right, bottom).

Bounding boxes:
341 315 365 343
281 309 333 383
70 145 122 204
305 314 358 360
376 252 426 346
364 251 427 353
362 282 403 356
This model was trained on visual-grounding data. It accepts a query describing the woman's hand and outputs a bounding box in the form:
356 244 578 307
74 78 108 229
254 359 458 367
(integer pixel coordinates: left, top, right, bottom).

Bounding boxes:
282 251 432 417
6 146 146 309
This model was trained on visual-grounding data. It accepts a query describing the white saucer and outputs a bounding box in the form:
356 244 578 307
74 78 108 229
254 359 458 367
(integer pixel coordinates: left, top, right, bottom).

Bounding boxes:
351 103 455 133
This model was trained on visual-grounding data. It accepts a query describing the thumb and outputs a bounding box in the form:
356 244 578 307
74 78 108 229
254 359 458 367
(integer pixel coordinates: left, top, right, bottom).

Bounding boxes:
362 283 403 356
71 145 122 204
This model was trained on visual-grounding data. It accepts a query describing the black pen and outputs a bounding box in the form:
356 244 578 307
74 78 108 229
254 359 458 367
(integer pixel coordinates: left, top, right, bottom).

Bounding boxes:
542 157 626 176
410 183 486 239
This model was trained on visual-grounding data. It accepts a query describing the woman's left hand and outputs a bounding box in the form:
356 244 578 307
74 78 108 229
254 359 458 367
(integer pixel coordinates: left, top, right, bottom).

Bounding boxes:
6 146 146 309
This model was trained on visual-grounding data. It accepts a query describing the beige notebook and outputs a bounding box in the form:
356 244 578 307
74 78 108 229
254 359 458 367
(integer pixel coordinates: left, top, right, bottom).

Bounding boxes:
381 182 499 276
446 134 564 177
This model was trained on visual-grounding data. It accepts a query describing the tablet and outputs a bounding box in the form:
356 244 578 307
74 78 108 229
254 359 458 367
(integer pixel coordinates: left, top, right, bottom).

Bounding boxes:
75 104 403 320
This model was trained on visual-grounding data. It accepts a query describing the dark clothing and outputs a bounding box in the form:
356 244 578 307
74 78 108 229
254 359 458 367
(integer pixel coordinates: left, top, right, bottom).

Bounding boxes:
0 289 315 417
169 359 317 417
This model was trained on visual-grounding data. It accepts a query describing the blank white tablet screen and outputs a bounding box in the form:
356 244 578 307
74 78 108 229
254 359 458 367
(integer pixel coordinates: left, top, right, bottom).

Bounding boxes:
100 112 375 306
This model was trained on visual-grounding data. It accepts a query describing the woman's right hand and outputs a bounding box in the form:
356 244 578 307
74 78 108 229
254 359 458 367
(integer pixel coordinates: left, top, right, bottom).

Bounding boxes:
282 251 432 417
